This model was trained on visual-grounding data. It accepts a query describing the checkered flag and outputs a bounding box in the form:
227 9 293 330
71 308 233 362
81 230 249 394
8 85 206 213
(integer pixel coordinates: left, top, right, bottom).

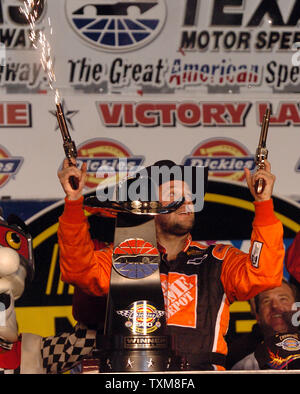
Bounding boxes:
41 322 96 374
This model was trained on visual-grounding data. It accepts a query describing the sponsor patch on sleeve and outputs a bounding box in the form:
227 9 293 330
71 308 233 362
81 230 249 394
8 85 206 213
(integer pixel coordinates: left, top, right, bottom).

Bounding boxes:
250 241 263 268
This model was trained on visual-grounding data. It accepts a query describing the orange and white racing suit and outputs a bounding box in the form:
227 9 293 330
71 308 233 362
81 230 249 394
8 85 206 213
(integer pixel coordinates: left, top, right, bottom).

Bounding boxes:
58 197 284 370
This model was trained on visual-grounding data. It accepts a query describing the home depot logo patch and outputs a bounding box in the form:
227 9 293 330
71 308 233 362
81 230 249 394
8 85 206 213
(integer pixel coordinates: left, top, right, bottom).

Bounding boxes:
160 273 197 328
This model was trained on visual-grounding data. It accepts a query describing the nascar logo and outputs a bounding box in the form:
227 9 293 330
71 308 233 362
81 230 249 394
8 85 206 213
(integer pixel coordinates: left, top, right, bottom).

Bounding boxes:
71 138 144 189
117 300 165 334
65 0 166 52
183 138 255 182
0 145 23 188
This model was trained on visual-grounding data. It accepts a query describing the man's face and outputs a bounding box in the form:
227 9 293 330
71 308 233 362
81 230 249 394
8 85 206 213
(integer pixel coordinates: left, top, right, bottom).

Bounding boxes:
154 180 195 236
256 283 295 334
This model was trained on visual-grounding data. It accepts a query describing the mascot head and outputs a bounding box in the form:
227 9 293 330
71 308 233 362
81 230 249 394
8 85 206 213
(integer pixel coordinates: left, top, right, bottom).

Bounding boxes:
0 214 34 343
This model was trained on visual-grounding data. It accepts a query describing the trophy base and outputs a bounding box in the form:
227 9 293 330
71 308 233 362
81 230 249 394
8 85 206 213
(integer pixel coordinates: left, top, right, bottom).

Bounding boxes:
96 334 178 372
100 350 175 372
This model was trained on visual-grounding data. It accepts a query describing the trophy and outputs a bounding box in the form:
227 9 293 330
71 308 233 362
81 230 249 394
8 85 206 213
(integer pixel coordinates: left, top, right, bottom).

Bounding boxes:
83 169 185 372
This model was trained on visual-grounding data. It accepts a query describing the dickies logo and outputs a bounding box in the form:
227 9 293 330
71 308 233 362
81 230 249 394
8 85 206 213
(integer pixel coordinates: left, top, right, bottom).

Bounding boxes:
182 138 255 182
65 0 166 52
66 138 144 190
276 337 300 352
117 301 165 334
0 145 23 188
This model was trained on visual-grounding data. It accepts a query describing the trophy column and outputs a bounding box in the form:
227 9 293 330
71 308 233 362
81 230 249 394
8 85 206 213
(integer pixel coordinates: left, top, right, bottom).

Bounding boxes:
97 213 174 372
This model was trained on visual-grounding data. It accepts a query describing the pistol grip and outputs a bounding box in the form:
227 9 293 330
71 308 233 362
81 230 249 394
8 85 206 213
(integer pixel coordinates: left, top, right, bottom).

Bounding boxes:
255 178 265 194
68 160 79 190
69 175 79 190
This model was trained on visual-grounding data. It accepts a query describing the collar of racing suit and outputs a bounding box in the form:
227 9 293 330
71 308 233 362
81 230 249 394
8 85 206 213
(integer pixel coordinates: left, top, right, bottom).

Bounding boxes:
157 234 192 260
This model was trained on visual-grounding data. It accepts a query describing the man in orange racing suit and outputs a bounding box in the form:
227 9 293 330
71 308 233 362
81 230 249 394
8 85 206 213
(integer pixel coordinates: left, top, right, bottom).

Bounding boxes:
57 159 284 371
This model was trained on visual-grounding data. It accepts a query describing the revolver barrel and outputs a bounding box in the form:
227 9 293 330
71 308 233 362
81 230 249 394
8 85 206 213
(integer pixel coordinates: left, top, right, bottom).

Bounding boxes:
254 108 270 194
56 98 79 190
